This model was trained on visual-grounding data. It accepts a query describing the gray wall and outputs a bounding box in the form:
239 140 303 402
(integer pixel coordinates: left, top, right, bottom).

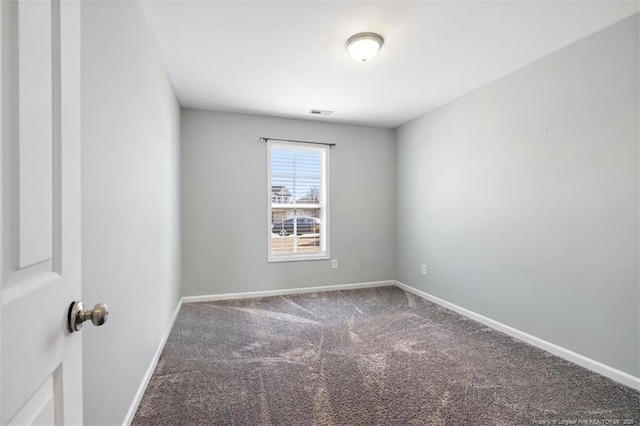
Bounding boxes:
181 110 395 296
395 14 639 377
81 2 181 424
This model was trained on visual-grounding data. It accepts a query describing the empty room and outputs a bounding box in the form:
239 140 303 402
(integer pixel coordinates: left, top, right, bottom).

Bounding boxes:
1 0 639 425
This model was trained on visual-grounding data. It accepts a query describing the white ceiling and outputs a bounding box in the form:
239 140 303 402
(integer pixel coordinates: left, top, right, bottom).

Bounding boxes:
140 1 638 128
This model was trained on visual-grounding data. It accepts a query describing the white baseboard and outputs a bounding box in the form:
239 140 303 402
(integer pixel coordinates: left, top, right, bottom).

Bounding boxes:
181 280 394 303
394 280 640 391
122 298 184 426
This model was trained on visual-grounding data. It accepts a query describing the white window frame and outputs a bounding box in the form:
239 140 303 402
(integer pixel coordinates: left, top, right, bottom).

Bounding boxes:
267 140 330 262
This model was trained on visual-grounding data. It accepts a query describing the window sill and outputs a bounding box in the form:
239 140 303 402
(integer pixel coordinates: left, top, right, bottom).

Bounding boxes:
268 253 330 263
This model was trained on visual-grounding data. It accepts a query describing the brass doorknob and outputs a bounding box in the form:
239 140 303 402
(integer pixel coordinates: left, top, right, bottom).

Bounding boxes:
68 301 109 332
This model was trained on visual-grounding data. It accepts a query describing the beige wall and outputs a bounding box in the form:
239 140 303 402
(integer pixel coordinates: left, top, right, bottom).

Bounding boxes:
81 2 181 424
181 109 396 296
395 15 639 376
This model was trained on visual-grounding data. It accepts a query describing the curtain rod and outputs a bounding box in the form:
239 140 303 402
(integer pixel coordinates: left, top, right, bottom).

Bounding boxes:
260 137 336 147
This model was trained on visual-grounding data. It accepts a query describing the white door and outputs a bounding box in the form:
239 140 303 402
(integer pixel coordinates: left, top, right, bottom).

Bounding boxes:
1 0 83 424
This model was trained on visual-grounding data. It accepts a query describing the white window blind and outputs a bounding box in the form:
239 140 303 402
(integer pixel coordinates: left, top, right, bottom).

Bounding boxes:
267 140 329 261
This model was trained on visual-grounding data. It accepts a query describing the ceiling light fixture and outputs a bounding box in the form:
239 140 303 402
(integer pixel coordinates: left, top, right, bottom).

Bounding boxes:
346 32 384 63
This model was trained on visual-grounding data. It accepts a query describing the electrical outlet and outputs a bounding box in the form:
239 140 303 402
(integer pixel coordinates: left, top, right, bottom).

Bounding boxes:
421 264 427 274
331 259 338 269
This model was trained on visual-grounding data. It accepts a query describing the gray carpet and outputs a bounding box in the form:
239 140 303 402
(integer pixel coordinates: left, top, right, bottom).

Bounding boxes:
133 286 640 425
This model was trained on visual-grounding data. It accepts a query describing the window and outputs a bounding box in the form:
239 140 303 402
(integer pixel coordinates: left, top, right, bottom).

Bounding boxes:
267 140 329 262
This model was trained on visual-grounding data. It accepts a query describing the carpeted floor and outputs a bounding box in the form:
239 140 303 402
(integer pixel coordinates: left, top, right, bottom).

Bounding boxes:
133 286 640 425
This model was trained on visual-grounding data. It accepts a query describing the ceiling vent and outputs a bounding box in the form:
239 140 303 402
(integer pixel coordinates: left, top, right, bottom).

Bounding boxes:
309 109 333 116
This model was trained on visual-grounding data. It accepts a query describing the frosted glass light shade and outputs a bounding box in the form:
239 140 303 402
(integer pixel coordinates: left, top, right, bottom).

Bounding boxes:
346 32 384 63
